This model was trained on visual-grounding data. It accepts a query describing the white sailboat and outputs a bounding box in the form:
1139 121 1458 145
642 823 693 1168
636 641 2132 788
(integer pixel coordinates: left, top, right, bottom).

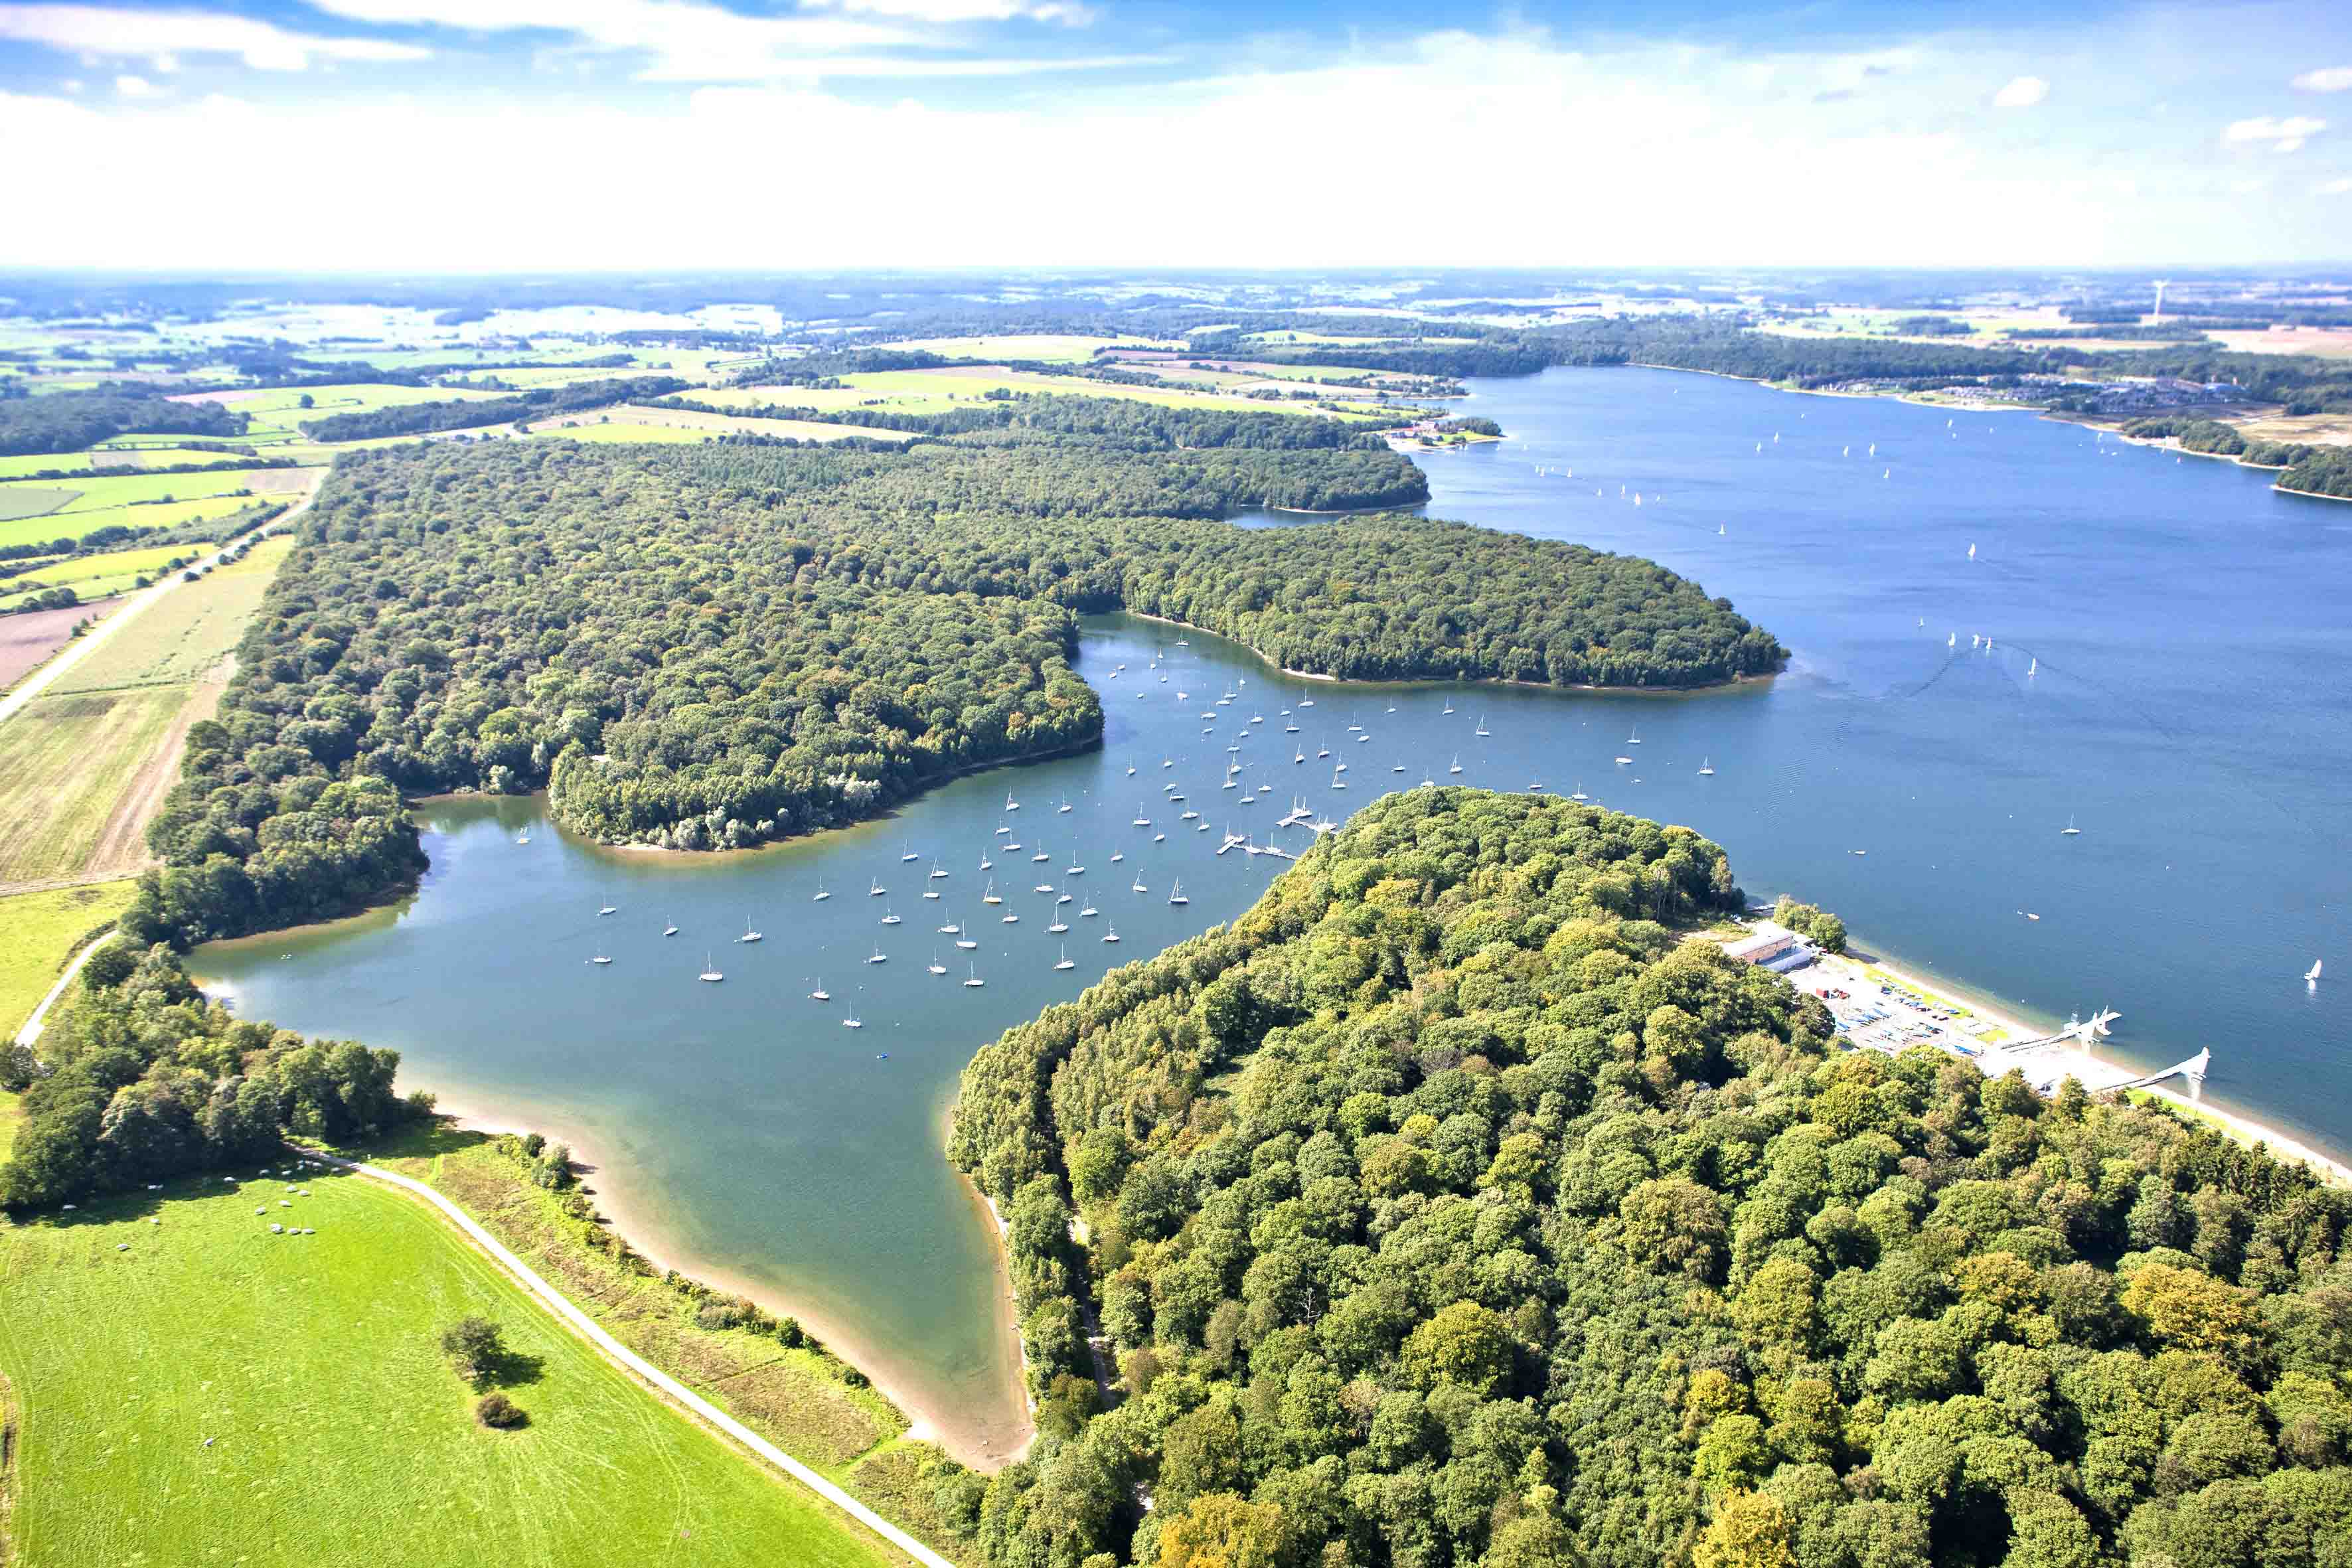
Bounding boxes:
1449 753 1462 774
1571 782 1589 802
981 878 1000 905
1698 757 1715 776
1168 880 1188 907
591 954 613 966
2308 959 2324 984
664 922 678 936
930 859 947 879
700 955 724 982
843 994 862 1029
811 980 830 1000
1103 924 1121 943
2061 817 2081 836
881 906 902 926
965 965 985 988
1055 947 1075 972
928 950 947 975
867 946 888 965
1474 716 1490 737
740 919 763 944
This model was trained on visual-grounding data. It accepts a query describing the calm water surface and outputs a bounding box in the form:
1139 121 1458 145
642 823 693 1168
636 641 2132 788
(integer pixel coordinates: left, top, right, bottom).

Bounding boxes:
196 366 2352 1446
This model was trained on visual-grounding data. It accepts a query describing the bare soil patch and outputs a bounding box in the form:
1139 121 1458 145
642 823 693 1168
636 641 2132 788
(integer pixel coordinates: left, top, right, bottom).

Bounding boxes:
0 600 121 691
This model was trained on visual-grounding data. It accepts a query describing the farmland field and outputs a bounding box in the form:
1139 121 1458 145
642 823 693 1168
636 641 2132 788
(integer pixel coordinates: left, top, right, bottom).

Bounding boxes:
0 682 191 886
52 534 292 693
0 1175 903 1568
0 600 119 692
0 493 274 551
886 331 1176 362
0 485 74 520
0 879 134 1038
722 366 1412 422
0 542 222 613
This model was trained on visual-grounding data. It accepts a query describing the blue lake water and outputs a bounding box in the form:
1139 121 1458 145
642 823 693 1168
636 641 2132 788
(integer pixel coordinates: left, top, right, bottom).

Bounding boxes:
193 365 2352 1455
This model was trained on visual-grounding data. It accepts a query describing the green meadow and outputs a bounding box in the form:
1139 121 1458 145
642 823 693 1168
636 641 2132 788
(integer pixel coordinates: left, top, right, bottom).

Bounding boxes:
0 1175 905 1568
0 880 133 1038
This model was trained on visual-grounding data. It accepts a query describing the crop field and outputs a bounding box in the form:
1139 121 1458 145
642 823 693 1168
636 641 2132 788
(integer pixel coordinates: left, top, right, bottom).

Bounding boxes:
886 332 1176 362
53 534 291 692
0 484 76 520
0 879 134 1037
0 467 291 516
0 683 189 885
529 406 917 446
0 493 268 551
724 366 1413 423
0 600 118 692
0 1175 902 1568
0 542 219 612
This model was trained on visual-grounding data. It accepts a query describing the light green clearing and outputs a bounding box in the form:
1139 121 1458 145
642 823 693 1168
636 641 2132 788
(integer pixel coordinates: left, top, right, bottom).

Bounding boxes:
0 466 291 516
0 880 134 1038
886 333 1177 363
724 367 1411 423
0 544 224 612
54 534 291 692
0 1176 902 1568
0 493 265 552
0 447 278 478
0 683 188 883
0 485 76 520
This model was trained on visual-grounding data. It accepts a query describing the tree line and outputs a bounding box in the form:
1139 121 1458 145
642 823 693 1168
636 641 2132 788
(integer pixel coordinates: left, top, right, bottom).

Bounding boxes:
295 375 690 441
123 426 1776 945
943 786 2352 1568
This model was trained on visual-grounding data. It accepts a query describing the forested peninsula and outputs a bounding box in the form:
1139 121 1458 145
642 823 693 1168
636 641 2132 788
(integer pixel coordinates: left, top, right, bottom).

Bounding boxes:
124 410 1780 946
947 787 2352 1568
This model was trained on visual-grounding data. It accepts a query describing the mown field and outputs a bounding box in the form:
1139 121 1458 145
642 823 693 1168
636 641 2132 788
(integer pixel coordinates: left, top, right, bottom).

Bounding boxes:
0 880 133 1038
709 365 1411 422
52 534 292 692
0 492 272 552
0 1174 904 1568
0 683 189 885
884 332 1177 362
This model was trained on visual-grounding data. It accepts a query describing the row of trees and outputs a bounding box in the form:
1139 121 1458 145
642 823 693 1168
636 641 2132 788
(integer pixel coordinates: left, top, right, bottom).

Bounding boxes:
0 941 426 1210
942 787 2352 1568
295 375 688 441
129 428 1778 944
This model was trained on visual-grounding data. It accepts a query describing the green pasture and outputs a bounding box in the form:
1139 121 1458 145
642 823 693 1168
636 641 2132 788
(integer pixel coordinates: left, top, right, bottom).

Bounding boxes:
0 880 134 1038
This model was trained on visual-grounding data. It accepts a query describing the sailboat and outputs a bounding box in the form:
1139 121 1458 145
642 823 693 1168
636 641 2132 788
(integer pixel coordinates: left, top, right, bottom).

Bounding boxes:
901 848 919 863
1449 753 1462 774
591 953 613 966
664 921 678 936
928 951 947 975
1132 874 1146 892
2061 817 2081 836
1968 542 1976 560
516 830 530 844
1948 632 1957 649
1442 699 1454 715
981 879 1000 905
1474 716 1490 738
965 965 985 989
2309 959 2325 984
811 980 830 1001
1698 757 1715 776
1103 924 1121 943
1627 725 1640 745
1168 880 1188 907
1056 946 1075 971
869 878 885 897
2029 657 2039 677
700 955 724 982
1058 795 1073 815
881 905 902 926
740 919 763 944
1571 782 1589 802
843 995 862 1029
597 904 617 917
866 946 888 965
1005 793 1020 811
1332 769 1348 790
930 859 947 879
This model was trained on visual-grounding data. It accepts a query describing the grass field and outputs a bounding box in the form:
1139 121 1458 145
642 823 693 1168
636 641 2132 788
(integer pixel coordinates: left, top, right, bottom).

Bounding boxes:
54 534 291 693
0 493 271 552
0 880 133 1038
0 468 291 516
0 485 74 520
723 366 1412 424
0 542 220 612
886 332 1175 363
527 408 916 446
0 1174 903 1568
358 1128 919 1482
0 684 190 884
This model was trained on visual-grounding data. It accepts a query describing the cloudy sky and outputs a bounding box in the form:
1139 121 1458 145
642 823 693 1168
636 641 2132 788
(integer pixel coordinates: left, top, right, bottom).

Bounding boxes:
0 0 2347 271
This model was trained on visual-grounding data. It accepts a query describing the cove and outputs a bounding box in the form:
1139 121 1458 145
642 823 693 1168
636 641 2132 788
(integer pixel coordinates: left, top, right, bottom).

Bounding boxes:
194 364 2352 1460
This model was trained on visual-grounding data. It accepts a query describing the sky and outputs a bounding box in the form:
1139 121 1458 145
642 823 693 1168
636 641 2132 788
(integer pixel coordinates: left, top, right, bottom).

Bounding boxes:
0 0 2347 271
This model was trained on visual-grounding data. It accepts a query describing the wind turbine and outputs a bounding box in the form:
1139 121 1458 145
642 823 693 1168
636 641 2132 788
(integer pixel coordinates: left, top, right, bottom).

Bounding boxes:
2152 279 2171 323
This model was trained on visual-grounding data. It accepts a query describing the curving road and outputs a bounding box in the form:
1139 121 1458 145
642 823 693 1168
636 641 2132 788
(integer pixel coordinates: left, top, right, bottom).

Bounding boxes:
309 1148 955 1568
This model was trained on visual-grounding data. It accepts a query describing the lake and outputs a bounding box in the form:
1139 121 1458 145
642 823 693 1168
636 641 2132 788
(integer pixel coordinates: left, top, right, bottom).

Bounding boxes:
194 365 2352 1458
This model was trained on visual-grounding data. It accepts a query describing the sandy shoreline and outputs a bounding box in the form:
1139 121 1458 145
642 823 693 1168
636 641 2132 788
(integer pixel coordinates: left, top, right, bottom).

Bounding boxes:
351 1084 1032 1472
1788 937 2351 1188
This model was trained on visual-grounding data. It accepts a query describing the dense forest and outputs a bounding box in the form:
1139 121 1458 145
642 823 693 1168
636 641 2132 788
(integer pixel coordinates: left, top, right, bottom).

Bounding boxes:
945 788 2352 1568
2116 418 2352 498
125 426 1776 945
0 384 248 455
295 374 689 441
0 942 424 1210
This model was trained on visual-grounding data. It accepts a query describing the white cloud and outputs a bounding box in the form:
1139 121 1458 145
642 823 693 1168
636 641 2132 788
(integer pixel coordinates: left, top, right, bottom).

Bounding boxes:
2319 177 2352 195
0 29 2331 269
2224 114 2327 152
303 0 1102 78
112 70 154 95
0 4 430 69
1992 74 2048 108
2290 66 2352 92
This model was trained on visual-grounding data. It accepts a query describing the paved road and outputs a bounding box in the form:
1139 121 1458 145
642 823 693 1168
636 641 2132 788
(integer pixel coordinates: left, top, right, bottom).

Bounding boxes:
14 931 109 1047
311 1149 955 1568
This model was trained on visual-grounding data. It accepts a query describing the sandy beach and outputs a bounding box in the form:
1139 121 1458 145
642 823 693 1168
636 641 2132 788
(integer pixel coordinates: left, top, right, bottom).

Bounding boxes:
1777 936 2350 1187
